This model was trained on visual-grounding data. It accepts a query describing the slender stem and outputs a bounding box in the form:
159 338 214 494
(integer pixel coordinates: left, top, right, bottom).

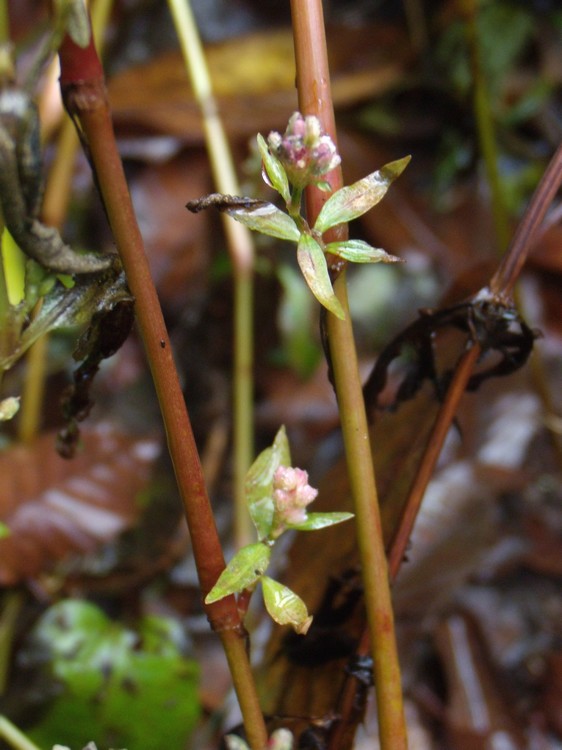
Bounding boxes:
0 716 42 750
58 32 267 750
388 343 481 578
290 1 408 748
19 0 115 443
490 143 562 297
167 0 255 549
464 0 510 252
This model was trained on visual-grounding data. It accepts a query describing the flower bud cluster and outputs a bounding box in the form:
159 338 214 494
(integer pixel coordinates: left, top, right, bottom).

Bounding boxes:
271 465 318 535
267 112 340 189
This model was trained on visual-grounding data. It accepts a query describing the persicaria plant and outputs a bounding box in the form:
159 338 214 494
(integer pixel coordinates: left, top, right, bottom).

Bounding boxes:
187 111 410 319
205 426 353 634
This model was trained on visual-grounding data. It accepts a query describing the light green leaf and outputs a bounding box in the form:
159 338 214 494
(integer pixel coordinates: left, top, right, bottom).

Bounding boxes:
297 234 344 319
314 156 411 233
288 512 354 532
325 240 401 264
205 543 271 604
226 203 300 242
0 522 10 539
246 426 291 539
261 576 313 635
257 134 290 204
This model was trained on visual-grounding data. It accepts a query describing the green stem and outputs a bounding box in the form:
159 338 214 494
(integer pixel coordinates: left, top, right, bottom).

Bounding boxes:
167 0 255 550
58 30 267 750
290 1 408 748
0 716 42 750
464 0 510 252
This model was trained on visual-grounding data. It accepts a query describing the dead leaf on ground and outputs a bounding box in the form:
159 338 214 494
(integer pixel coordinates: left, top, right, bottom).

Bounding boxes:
0 422 161 584
108 25 408 140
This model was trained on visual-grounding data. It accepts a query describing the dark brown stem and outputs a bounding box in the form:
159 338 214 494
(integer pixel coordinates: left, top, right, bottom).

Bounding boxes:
490 143 562 297
58 31 267 750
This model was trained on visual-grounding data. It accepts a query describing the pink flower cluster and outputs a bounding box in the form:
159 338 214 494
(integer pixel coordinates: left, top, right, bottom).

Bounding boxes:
272 465 318 531
267 112 341 189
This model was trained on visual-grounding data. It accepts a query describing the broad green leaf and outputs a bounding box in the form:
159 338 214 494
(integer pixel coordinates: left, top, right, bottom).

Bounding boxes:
297 234 344 319
289 511 354 531
205 543 271 603
325 239 401 264
246 425 291 538
314 156 411 233
261 576 313 635
24 600 200 750
0 523 10 539
257 134 290 203
226 203 300 242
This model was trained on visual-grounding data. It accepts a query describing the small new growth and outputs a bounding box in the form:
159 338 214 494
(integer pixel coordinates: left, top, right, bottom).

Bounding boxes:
187 112 410 319
205 426 353 634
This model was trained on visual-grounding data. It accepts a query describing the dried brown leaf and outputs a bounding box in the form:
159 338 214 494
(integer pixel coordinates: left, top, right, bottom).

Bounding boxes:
0 422 160 584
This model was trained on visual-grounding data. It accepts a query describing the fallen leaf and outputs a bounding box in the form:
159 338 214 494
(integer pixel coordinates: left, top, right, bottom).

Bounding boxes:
0 422 160 584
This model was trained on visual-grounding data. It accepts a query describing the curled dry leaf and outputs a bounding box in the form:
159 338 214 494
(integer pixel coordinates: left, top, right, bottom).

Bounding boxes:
0 422 160 584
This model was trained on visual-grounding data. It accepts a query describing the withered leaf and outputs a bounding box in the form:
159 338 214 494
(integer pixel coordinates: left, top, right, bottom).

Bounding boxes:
0 422 160 584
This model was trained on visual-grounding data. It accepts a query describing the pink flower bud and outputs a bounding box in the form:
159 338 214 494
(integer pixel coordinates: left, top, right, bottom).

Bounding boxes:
267 112 341 189
271 466 318 532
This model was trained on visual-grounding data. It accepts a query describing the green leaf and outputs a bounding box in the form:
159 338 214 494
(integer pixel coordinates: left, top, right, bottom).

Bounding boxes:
325 239 401 264
257 134 290 204
288 511 354 531
297 233 344 319
24 600 200 750
261 576 313 635
205 543 271 603
314 156 411 233
226 202 300 242
246 425 291 539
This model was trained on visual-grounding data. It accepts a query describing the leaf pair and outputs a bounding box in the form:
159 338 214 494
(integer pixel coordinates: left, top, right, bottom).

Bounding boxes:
204 427 353 634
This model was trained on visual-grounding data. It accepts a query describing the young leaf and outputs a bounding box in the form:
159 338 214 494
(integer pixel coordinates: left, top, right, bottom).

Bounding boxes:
314 155 411 233
288 511 354 532
246 425 291 539
325 239 402 264
297 234 345 319
257 133 290 204
226 202 300 242
204 543 271 604
261 576 313 635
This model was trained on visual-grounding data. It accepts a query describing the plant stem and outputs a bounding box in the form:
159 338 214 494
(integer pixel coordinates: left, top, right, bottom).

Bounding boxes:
290 1 408 748
464 0 510 252
58 32 267 750
18 0 115 443
167 0 255 550
0 716 42 750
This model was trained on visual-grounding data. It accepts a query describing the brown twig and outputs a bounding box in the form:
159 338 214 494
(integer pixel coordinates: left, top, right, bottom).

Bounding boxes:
57 31 268 750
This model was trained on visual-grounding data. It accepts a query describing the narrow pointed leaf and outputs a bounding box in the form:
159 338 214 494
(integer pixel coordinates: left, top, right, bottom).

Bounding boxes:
246 426 291 538
204 543 271 604
261 576 313 635
288 512 354 531
257 134 290 204
325 240 402 264
226 203 300 242
297 234 344 319
314 155 411 233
